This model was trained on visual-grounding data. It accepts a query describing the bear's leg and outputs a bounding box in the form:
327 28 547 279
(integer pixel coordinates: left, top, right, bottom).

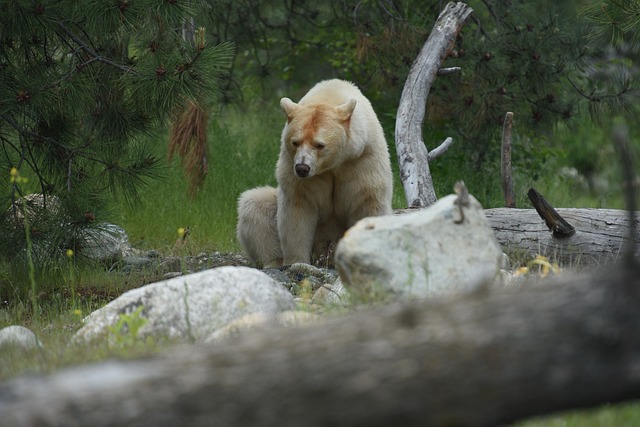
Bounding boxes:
277 191 317 265
237 186 282 268
312 218 342 266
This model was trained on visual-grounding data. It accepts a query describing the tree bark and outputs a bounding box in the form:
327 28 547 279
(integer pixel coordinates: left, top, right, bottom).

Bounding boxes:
395 2 472 208
501 112 516 208
485 207 639 265
1 264 640 427
527 188 576 237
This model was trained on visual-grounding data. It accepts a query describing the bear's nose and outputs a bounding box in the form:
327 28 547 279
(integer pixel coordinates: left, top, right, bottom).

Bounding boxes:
295 164 310 177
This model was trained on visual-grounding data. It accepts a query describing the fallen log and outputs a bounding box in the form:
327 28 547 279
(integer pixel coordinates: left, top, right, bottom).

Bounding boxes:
1 263 639 427
484 207 639 266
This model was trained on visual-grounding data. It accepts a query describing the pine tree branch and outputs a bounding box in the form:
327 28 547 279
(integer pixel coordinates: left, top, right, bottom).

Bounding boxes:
56 23 135 74
480 0 499 23
567 76 631 103
42 57 100 91
0 114 112 171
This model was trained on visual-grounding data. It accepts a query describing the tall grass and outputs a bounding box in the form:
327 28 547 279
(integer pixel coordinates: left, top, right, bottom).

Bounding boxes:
117 102 283 253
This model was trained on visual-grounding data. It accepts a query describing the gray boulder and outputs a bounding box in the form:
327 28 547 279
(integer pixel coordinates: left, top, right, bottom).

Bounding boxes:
335 194 503 300
73 266 295 345
0 325 40 350
82 223 134 263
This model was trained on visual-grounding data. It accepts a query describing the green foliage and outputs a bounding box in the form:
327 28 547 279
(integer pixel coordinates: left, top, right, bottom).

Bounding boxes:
118 103 282 252
108 305 150 348
205 0 638 181
0 1 233 284
518 401 640 426
580 0 640 47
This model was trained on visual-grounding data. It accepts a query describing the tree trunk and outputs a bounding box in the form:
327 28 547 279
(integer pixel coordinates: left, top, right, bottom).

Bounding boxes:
395 2 472 208
1 265 640 427
485 207 640 265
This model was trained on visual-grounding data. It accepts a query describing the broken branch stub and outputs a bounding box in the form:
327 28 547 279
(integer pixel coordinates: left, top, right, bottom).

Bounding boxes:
528 188 576 237
394 2 473 208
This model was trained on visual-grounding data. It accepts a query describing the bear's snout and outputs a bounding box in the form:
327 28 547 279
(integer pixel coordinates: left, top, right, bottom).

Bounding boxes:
295 164 311 177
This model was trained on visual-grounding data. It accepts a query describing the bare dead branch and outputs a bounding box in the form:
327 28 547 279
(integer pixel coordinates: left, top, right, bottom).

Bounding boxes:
527 188 576 237
395 2 473 208
501 112 515 208
427 136 454 162
437 66 461 75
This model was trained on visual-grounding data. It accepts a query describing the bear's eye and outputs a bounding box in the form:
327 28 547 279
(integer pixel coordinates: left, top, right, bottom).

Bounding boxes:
315 143 325 150
291 140 300 147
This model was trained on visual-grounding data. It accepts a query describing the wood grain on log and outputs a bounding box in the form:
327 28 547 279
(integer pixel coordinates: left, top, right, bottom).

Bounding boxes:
395 2 472 208
485 207 639 265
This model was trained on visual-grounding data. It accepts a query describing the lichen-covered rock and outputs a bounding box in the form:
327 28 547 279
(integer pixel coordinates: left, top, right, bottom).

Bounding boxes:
73 266 295 345
335 194 503 300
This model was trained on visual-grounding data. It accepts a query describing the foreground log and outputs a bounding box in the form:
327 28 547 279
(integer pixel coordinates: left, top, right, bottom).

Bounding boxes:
1 264 640 427
484 207 639 265
395 2 472 208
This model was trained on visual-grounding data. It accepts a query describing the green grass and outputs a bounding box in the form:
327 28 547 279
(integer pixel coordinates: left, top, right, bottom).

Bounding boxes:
517 401 640 427
115 102 283 253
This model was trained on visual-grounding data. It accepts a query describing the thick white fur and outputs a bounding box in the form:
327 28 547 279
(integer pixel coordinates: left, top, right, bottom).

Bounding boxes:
237 79 392 267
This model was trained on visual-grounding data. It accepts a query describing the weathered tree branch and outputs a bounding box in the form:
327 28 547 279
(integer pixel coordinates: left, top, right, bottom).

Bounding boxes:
612 123 638 267
501 112 516 208
395 2 472 208
427 136 454 162
528 188 576 237
437 66 461 75
1 264 640 427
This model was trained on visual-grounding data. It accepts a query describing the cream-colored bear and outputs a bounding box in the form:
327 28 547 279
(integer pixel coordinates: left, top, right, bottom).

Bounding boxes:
237 79 393 267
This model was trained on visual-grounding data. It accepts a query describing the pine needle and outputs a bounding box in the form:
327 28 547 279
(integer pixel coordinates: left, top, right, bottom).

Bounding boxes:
168 100 209 198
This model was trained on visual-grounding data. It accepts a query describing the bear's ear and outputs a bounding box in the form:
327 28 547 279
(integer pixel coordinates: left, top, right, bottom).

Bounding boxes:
336 99 357 121
280 98 299 122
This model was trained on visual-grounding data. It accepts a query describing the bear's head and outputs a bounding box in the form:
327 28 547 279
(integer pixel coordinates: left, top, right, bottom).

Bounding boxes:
280 97 357 178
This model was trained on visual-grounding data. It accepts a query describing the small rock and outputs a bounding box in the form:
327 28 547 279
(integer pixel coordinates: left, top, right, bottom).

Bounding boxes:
82 223 134 263
204 311 319 343
0 325 41 350
263 268 291 286
310 279 351 307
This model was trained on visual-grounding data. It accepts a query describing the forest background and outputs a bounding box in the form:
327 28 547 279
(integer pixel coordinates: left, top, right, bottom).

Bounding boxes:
1 0 638 277
118 0 640 255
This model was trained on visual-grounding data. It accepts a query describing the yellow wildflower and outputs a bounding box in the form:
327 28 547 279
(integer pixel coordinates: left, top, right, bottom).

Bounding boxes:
9 167 28 184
